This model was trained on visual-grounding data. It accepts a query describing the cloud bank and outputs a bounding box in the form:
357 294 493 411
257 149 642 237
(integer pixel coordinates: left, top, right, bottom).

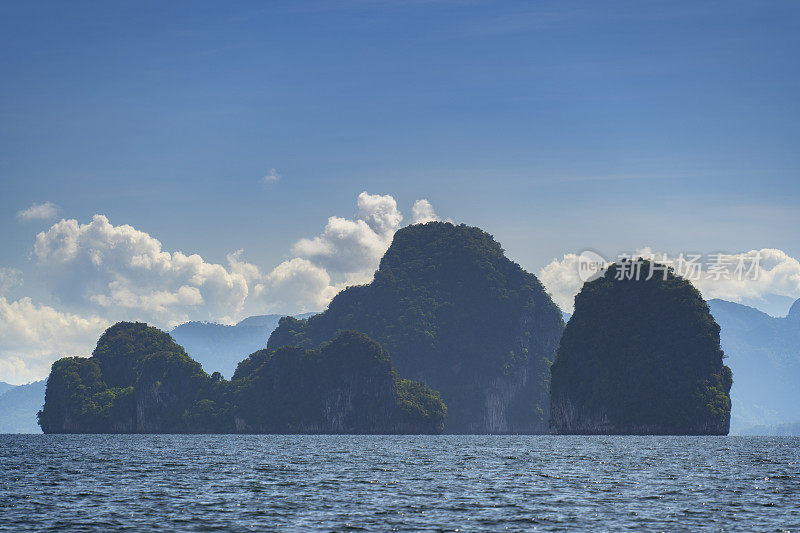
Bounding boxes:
1 192 440 383
252 192 440 314
539 248 800 313
33 215 251 328
0 296 110 385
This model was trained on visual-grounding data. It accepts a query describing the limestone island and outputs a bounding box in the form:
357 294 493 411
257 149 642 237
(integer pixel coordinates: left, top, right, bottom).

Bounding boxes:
550 260 732 435
38 322 445 434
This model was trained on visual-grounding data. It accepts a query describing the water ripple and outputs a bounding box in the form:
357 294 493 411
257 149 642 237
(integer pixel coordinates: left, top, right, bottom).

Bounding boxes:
0 435 799 531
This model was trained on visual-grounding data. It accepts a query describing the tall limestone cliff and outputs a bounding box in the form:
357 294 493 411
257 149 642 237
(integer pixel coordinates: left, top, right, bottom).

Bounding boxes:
550 260 733 435
38 323 444 434
268 222 565 433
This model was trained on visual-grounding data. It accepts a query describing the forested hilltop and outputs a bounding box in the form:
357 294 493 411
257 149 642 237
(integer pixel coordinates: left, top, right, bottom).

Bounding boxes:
38 322 444 434
268 222 565 433
550 260 732 435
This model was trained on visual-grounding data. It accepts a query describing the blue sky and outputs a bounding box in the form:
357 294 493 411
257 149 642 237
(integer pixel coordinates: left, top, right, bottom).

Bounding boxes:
1 1 799 382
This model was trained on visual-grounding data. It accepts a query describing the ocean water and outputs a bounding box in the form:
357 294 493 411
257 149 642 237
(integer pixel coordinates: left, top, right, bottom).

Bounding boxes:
1 435 798 532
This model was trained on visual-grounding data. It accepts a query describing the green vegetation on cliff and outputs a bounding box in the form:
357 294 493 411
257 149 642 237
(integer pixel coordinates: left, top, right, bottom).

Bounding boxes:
233 331 445 433
38 322 444 434
38 322 217 433
268 222 564 433
550 260 733 435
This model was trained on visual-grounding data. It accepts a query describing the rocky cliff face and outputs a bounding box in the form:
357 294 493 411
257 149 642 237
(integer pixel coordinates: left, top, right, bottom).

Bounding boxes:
268 222 564 433
550 395 729 435
550 261 732 435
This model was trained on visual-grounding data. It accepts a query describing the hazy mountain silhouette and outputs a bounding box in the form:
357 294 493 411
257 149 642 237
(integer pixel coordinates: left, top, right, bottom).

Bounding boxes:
708 298 800 434
0 380 46 433
170 313 317 379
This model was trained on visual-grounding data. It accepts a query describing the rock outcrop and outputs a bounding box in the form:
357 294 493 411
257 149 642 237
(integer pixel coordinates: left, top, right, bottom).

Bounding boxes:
550 260 733 435
38 322 214 434
233 331 445 434
38 323 444 434
268 222 565 433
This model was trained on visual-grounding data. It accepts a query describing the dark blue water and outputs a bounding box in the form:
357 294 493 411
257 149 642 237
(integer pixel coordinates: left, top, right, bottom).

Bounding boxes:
1 435 798 531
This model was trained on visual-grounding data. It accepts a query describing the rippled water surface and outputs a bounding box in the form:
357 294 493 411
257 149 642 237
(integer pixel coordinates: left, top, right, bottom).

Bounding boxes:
1 435 799 531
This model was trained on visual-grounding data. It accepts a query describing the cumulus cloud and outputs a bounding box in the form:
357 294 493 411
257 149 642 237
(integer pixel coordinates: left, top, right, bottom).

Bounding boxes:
538 253 585 312
28 194 440 327
290 192 403 280
0 296 109 385
226 249 262 285
250 192 441 314
33 215 252 328
539 248 800 313
16 201 58 222
411 199 440 224
691 248 800 303
254 258 341 314
3 192 441 382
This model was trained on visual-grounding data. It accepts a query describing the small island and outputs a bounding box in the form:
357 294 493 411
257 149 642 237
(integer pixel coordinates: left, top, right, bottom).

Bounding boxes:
549 260 733 435
38 322 445 434
268 222 565 434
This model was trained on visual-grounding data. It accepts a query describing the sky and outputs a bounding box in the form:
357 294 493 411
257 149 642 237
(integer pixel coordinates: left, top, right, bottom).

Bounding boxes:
1 1 799 384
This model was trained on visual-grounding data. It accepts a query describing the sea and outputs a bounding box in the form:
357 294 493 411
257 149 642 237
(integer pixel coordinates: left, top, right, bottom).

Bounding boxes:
1 434 798 531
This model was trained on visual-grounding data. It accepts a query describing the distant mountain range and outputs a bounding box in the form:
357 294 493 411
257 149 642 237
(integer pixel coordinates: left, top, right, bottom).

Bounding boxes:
0 380 46 433
170 313 317 379
0 381 15 396
707 298 800 435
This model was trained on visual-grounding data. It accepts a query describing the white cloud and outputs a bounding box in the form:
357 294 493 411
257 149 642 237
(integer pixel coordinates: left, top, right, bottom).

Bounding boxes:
290 192 403 280
227 249 262 284
411 199 440 224
254 258 341 315
262 168 281 184
29 194 440 329
691 248 800 303
250 192 441 314
16 201 58 222
0 296 110 385
539 248 800 313
33 214 252 328
4 192 441 382
539 253 584 312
